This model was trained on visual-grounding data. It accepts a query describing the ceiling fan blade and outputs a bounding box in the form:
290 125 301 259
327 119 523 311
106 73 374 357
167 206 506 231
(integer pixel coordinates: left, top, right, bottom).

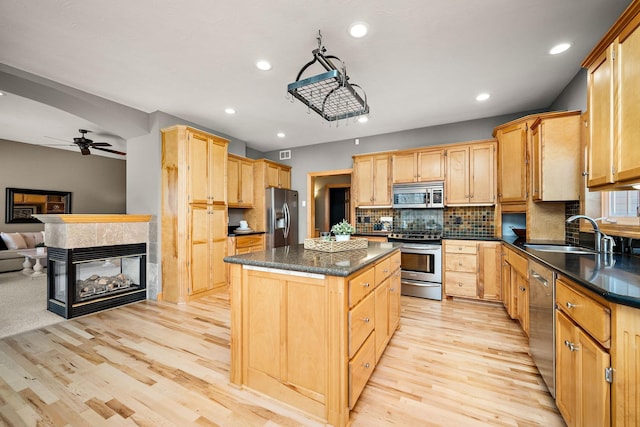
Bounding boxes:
92 146 126 156
90 142 112 147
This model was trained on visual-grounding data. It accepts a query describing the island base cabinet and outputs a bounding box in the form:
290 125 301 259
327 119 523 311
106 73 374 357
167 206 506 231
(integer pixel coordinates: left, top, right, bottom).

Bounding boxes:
611 303 640 426
228 249 401 427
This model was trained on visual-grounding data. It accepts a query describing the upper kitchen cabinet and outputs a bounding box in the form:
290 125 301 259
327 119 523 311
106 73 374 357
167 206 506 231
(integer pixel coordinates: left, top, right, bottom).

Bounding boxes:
392 148 445 183
227 154 254 208
494 121 528 206
583 1 640 189
179 127 227 205
353 153 392 207
444 140 496 206
255 159 291 189
530 112 581 201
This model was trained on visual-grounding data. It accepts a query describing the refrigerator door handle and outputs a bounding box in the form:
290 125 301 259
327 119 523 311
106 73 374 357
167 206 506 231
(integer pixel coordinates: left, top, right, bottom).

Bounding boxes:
283 202 290 240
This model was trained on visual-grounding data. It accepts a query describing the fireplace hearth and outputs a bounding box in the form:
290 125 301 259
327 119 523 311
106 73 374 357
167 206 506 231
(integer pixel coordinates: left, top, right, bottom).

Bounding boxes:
47 243 146 319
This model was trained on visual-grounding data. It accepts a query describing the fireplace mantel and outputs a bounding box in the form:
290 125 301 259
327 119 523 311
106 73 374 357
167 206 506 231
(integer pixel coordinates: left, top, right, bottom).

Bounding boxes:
33 214 152 223
33 214 152 250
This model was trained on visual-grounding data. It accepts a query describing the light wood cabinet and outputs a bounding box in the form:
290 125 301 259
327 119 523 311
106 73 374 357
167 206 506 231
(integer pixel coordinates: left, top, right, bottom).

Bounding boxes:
227 154 254 208
352 153 392 207
443 240 500 301
444 141 496 206
392 148 445 183
254 159 291 189
530 113 581 201
229 249 400 426
583 2 640 188
228 233 265 255
501 245 528 325
494 122 528 205
244 159 292 233
185 129 227 204
161 125 229 303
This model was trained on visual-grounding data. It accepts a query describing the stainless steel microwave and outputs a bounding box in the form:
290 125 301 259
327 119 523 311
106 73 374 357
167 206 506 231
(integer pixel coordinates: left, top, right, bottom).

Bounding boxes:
392 182 444 209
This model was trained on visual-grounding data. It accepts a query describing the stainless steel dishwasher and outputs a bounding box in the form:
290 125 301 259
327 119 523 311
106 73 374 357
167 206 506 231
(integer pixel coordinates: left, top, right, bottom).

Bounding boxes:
529 259 556 398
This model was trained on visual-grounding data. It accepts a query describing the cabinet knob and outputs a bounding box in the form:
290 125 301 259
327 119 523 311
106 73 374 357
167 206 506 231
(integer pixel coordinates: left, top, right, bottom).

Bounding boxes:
363 362 370 369
363 282 370 288
519 286 526 292
362 317 370 323
458 261 463 266
458 282 463 287
565 302 576 309
390 287 395 292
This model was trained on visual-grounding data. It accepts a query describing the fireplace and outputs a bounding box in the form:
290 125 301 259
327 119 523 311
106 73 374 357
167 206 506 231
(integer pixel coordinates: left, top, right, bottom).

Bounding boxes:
47 243 146 318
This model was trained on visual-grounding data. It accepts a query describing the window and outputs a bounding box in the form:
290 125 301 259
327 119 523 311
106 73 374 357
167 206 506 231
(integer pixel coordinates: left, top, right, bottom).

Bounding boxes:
599 190 640 230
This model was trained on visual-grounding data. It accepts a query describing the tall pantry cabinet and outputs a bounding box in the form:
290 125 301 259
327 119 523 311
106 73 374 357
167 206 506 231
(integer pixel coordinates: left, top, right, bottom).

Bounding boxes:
161 125 229 303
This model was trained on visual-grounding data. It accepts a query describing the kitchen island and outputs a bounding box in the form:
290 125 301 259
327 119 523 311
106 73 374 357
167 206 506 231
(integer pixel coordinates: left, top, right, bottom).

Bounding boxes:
224 242 401 427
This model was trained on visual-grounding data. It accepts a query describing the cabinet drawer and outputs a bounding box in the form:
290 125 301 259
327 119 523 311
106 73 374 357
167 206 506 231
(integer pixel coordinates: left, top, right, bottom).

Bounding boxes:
349 332 376 409
349 267 375 308
445 272 477 297
445 241 477 254
390 252 401 271
349 292 375 358
445 253 477 273
556 278 611 346
236 235 264 248
375 257 392 284
506 248 528 278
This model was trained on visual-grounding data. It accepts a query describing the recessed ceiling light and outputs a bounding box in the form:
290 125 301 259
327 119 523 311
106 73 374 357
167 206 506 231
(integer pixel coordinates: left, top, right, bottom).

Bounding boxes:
349 22 369 38
357 116 369 123
549 43 571 55
277 132 285 138
256 60 272 71
633 183 640 190
0 92 5 96
476 93 491 101
224 107 236 115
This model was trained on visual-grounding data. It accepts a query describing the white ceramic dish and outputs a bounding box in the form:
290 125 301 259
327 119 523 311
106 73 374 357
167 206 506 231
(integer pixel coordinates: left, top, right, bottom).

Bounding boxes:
234 228 254 234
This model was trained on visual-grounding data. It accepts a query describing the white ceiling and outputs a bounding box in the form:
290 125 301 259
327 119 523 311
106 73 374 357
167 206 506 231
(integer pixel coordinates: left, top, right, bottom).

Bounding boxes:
0 0 632 157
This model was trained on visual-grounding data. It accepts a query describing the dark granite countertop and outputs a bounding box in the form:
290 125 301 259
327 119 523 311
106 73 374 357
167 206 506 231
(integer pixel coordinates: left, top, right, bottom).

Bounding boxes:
224 242 401 277
443 235 501 241
352 232 391 237
503 236 640 309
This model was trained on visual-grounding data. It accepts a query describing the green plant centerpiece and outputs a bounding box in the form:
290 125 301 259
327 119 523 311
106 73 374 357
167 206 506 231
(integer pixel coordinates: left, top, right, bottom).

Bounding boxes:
331 219 356 241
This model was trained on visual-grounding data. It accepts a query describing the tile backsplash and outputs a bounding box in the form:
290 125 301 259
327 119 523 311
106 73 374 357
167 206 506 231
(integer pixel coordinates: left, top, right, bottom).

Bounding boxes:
443 206 495 238
355 206 495 237
565 201 580 245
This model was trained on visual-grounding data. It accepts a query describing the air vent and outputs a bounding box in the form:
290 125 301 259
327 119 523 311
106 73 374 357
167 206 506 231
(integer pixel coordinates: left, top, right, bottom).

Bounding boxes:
279 150 291 160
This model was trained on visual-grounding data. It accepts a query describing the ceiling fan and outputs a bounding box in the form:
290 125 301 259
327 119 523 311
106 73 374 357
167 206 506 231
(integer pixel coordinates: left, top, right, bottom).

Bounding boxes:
45 129 126 156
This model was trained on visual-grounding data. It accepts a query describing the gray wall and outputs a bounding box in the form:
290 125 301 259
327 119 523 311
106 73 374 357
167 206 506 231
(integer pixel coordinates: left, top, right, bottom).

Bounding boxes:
0 139 126 233
549 69 587 112
263 110 543 241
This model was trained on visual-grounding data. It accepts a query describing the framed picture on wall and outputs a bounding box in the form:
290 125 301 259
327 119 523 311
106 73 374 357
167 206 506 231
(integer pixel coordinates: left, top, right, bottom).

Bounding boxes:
13 206 36 219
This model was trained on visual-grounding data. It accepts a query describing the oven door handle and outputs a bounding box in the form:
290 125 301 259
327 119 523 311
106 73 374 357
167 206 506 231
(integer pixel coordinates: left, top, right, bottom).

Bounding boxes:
401 247 440 255
401 278 441 287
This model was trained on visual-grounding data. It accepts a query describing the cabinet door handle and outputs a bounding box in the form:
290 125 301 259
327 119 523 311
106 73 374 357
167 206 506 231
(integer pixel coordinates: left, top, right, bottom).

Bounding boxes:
565 302 576 309
564 340 579 352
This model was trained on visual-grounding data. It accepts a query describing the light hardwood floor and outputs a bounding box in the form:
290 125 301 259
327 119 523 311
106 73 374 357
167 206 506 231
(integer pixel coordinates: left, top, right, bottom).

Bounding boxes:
0 293 564 426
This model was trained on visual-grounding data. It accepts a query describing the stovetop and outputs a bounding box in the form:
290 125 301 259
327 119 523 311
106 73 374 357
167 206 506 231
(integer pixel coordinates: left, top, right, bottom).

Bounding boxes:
388 229 442 242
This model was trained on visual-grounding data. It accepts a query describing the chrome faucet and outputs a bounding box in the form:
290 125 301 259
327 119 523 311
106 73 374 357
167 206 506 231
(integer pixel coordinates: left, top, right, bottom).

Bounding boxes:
566 215 612 253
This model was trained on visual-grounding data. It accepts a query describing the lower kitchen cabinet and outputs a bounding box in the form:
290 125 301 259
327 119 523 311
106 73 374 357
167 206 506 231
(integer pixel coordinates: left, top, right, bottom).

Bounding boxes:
515 273 529 336
501 244 528 330
556 310 611 427
443 240 500 301
229 233 265 255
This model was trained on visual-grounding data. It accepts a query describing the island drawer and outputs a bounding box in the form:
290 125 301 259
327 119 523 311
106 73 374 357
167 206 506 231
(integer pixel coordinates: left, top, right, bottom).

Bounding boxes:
349 332 376 409
556 277 610 347
444 253 477 273
444 272 477 298
374 257 392 284
349 267 375 308
349 292 375 358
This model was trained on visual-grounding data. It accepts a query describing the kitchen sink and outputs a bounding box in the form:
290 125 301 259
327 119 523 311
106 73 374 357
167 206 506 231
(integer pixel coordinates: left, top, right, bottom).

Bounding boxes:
524 244 597 255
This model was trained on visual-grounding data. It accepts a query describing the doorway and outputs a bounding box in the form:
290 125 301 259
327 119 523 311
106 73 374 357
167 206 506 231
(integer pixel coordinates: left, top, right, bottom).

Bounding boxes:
307 169 352 238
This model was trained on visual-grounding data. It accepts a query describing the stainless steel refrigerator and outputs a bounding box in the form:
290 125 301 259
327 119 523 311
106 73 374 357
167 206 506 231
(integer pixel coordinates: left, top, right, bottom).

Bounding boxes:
265 187 298 250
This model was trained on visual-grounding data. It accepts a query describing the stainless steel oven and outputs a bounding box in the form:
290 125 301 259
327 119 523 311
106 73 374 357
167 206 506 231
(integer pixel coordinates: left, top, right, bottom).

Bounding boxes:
395 242 442 300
